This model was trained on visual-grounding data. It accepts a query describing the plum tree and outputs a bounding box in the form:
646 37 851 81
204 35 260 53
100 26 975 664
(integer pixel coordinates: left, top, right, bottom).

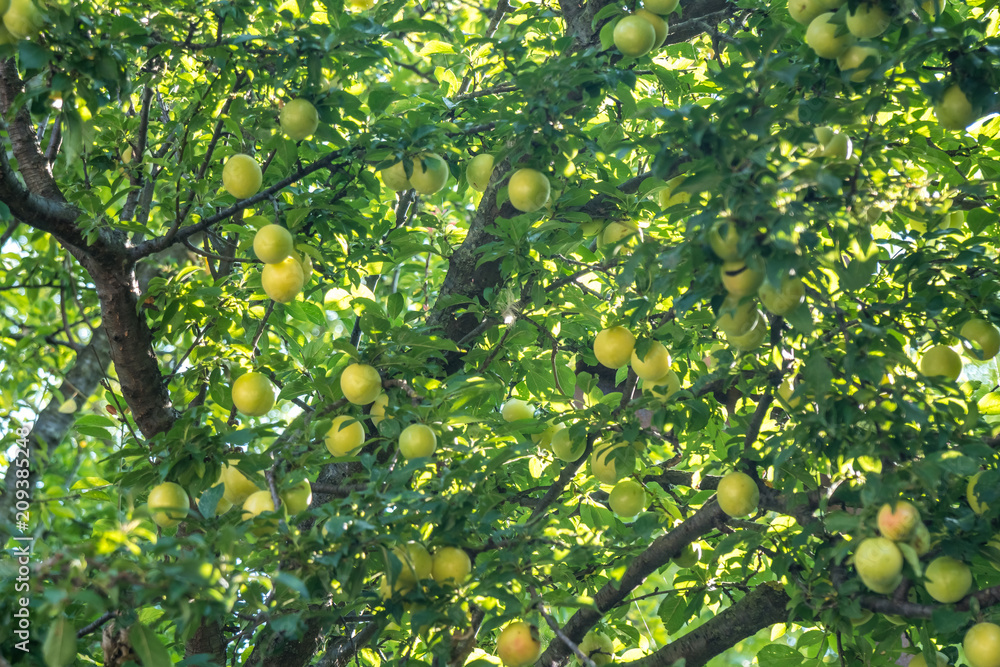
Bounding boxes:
10 0 1000 664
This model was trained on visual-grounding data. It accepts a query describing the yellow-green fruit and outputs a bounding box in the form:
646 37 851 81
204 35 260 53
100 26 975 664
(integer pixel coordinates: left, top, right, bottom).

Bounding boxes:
788 0 826 25
380 161 411 191
532 421 566 450
935 84 976 132
340 363 382 405
577 631 614 666
231 372 276 416
507 168 550 213
600 221 637 246
222 153 263 199
837 45 880 82
253 225 294 264
608 479 646 517
502 398 535 422
634 9 668 47
969 472 989 514
409 153 450 195
3 0 41 40
845 2 891 38
822 133 853 160
716 472 760 517
594 325 636 369
121 145 133 165
551 428 586 462
854 536 903 594
709 221 742 261
613 14 656 57
966 623 1000 667
280 98 319 141
399 423 437 459
148 482 189 528
758 277 805 316
392 542 433 585
370 393 389 425
642 0 678 14
466 153 495 192
876 500 921 541
910 651 949 667
242 490 278 535
909 522 932 556
281 480 312 514
673 542 700 568
630 341 672 382
717 295 758 335
221 461 260 505
496 622 542 667
721 261 764 297
961 318 1000 361
920 345 962 381
325 415 365 456
725 310 768 352
805 12 853 59
659 174 690 208
431 546 472 586
646 369 681 400
261 256 305 303
924 556 972 603
590 443 634 485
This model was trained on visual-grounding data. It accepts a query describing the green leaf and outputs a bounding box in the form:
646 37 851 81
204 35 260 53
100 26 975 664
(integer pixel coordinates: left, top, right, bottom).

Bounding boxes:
43 618 76 667
756 644 804 666
128 622 171 667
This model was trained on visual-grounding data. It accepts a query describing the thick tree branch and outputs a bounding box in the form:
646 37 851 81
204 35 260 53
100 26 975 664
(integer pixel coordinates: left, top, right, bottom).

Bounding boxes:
537 501 727 666
618 583 791 667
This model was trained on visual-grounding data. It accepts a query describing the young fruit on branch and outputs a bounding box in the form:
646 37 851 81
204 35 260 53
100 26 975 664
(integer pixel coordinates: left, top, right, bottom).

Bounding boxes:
231 372 276 416
399 423 437 459
280 98 319 141
496 622 542 667
253 224 295 264
853 536 903 594
716 472 760 517
507 168 550 213
325 415 365 456
876 500 921 541
341 363 382 405
222 153 263 199
594 325 636 369
261 256 305 303
608 479 646 518
147 482 189 528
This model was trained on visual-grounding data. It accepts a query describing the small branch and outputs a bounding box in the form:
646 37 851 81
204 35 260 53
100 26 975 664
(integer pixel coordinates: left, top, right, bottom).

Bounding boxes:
77 611 117 638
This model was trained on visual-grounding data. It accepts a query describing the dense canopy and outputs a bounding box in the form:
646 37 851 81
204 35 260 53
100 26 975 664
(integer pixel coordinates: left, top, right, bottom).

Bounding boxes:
3 0 1000 665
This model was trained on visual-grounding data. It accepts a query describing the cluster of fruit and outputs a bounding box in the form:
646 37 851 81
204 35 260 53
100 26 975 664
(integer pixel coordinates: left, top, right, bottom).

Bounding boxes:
252 222 312 303
379 541 472 597
919 318 1000 383
709 221 806 353
611 0 679 59
851 500 1000 667
144 462 312 533
327 362 438 459
381 151 553 214
220 97 320 201
792 0 980 130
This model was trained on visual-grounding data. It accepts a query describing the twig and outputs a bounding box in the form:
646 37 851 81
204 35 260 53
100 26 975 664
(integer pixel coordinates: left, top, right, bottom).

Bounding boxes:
77 611 117 638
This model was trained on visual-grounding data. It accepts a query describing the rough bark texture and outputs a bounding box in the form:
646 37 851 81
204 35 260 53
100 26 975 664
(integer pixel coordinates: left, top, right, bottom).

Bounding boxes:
426 156 510 348
619 583 791 667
